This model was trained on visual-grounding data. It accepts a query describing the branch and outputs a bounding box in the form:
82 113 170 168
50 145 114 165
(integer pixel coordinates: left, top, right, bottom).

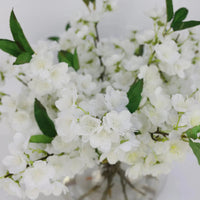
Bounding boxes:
93 23 106 81
117 168 146 196
78 184 101 200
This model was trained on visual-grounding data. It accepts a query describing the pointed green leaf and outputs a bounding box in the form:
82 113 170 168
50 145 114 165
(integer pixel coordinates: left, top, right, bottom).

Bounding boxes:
171 8 188 28
126 79 144 113
65 23 71 31
186 125 200 139
189 139 200 165
29 134 54 144
58 50 73 67
0 39 22 57
83 0 90 6
48 36 60 42
34 99 57 138
14 52 32 65
173 20 200 31
166 0 174 22
10 10 34 54
134 45 144 57
73 48 80 71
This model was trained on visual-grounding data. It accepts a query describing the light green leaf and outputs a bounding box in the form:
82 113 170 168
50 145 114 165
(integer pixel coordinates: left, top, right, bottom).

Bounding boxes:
166 0 174 22
34 99 57 138
58 50 73 67
73 48 80 71
29 134 54 144
186 125 200 139
14 52 32 65
10 10 34 54
0 39 22 57
126 79 144 113
171 7 188 28
189 139 200 165
48 36 60 42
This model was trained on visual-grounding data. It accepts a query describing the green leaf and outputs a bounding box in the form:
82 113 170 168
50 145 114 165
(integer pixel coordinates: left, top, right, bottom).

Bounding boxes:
58 49 80 71
73 48 80 71
186 125 200 139
173 20 200 31
166 0 174 22
34 98 57 138
171 8 188 28
126 79 144 113
0 39 22 57
65 23 71 31
134 45 144 57
189 139 200 165
29 134 54 144
58 50 73 66
48 36 60 42
14 52 32 65
83 0 90 6
10 10 34 54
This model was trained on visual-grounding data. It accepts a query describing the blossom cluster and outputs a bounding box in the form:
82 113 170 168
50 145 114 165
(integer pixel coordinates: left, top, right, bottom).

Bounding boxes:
0 0 200 199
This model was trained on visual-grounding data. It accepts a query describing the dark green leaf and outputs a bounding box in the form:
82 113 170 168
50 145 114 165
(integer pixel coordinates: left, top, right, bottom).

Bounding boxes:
171 8 188 28
126 79 144 113
73 48 80 71
134 45 144 57
189 139 200 165
29 134 54 144
14 52 32 65
34 98 57 138
172 20 200 31
186 125 200 139
0 39 22 57
48 36 60 42
166 0 174 22
65 23 71 31
134 131 142 135
10 10 34 54
58 50 73 67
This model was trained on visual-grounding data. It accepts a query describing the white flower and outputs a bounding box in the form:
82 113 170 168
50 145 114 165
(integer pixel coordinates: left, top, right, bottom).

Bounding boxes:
123 55 144 71
105 86 129 112
2 153 27 174
90 128 119 153
103 110 132 135
8 133 28 154
47 155 69 180
22 161 55 191
49 63 70 89
28 77 53 96
0 178 23 198
11 110 31 131
155 39 180 66
55 111 78 142
184 104 200 127
30 52 53 77
78 115 101 136
136 30 154 44
171 94 189 112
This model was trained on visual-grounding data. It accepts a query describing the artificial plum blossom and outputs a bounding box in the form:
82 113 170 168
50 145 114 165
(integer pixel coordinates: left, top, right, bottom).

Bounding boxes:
1 0 200 199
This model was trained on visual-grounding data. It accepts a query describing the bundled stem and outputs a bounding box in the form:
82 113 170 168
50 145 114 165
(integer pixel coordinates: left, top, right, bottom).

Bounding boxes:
78 162 146 200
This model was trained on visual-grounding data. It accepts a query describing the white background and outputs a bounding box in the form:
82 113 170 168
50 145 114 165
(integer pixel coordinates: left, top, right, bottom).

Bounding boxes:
0 0 200 200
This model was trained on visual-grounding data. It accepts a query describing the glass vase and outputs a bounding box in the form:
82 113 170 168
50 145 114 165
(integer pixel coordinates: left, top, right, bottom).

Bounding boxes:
63 162 166 200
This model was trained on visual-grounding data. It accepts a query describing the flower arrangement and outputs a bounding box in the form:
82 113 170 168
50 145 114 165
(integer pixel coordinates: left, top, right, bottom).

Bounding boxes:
1 0 200 199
